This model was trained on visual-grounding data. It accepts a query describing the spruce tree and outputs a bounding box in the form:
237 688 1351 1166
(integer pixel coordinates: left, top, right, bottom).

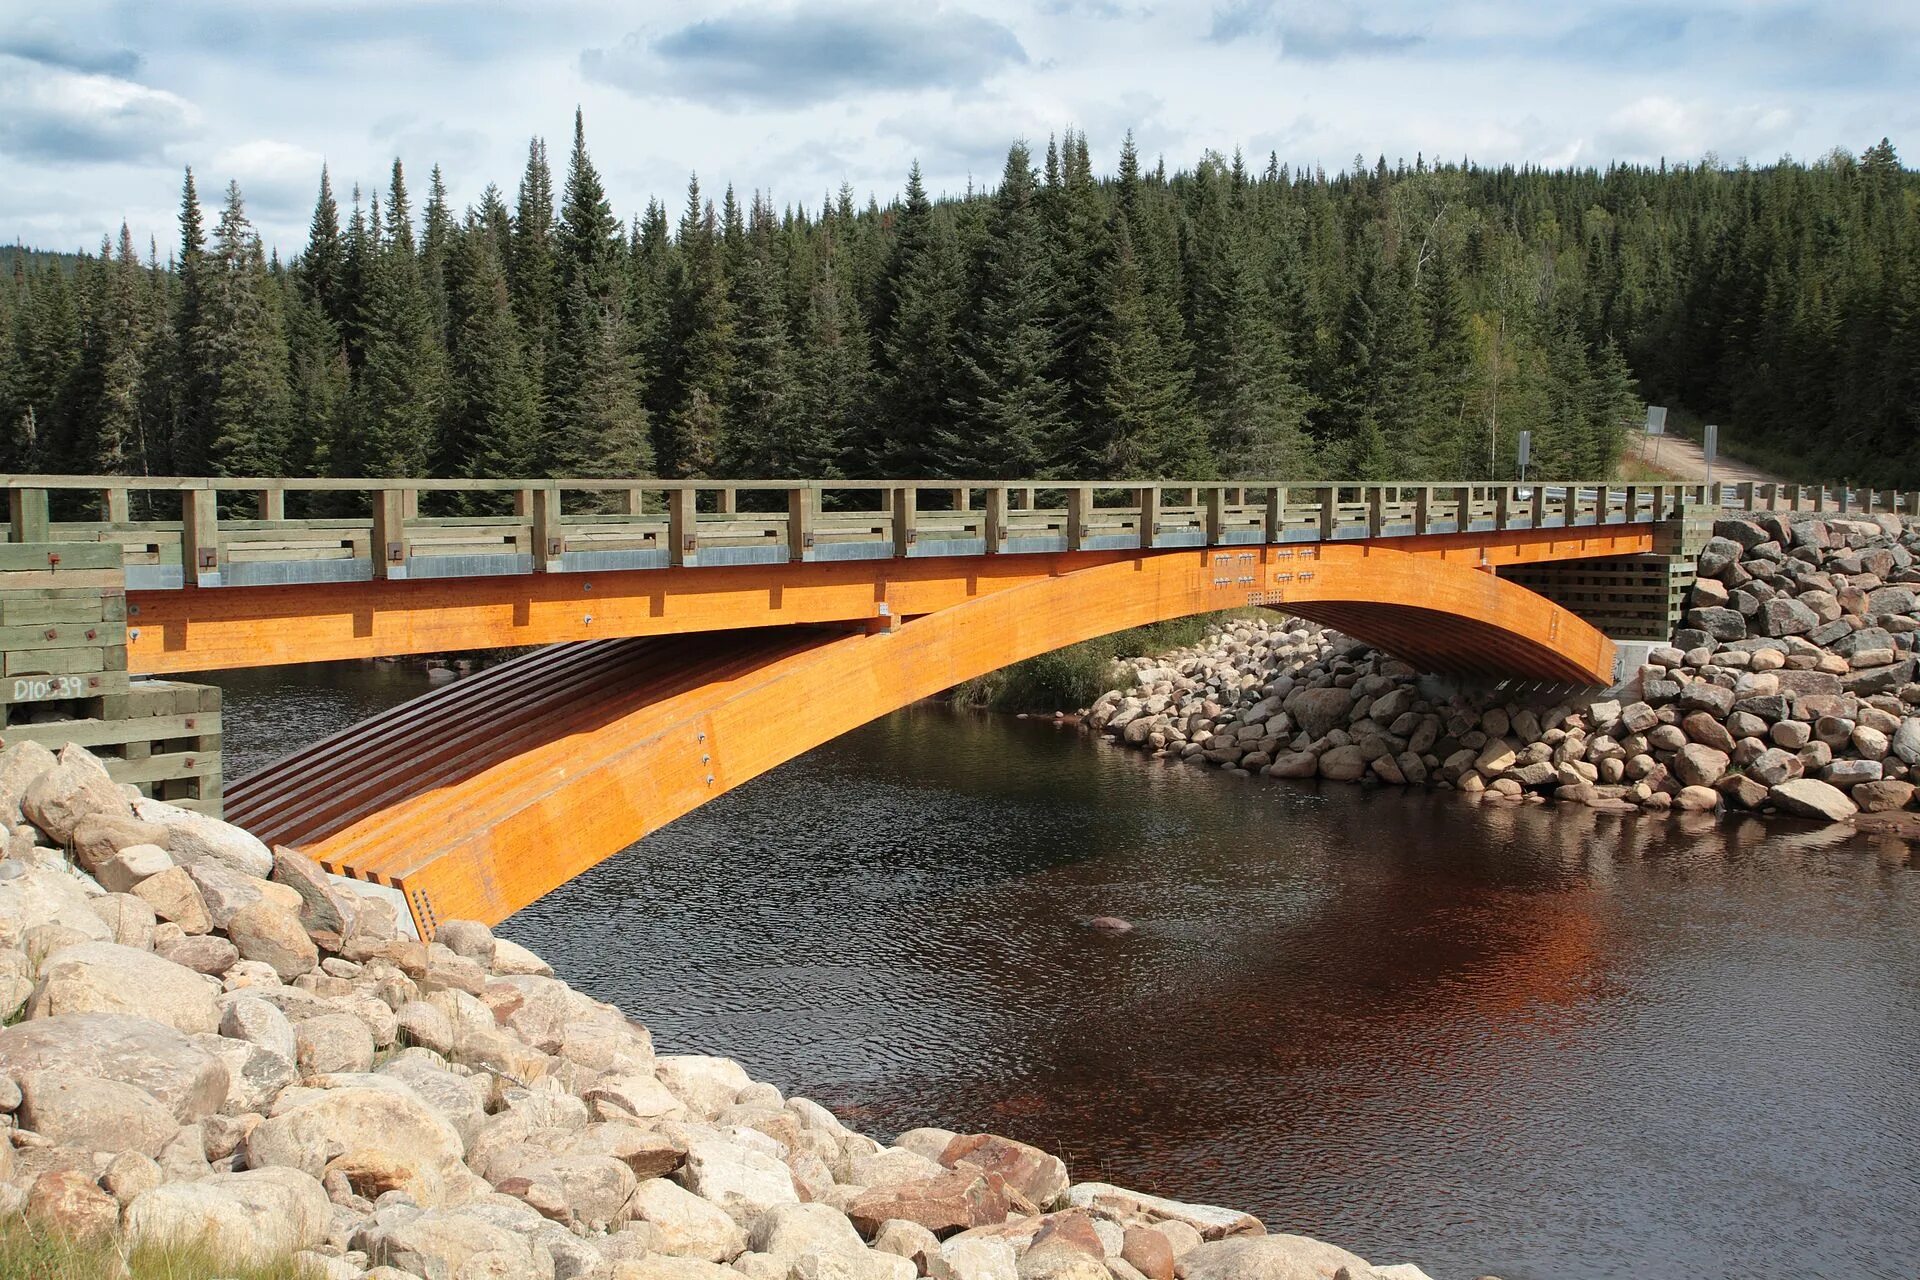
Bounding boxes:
657 175 731 477
1081 217 1207 476
549 109 650 478
866 164 966 476
719 194 795 476
348 181 445 477
74 227 150 474
946 142 1068 476
200 181 292 476
170 167 212 473
445 210 542 479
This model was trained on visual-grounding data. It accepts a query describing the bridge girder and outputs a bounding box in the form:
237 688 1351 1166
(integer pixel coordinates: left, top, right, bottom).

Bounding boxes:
227 539 1631 932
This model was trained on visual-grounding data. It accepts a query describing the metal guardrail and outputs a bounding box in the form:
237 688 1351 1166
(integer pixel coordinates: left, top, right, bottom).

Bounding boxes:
1 475 1910 590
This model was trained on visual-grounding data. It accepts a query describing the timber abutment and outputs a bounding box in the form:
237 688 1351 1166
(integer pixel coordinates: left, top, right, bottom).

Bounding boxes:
1093 510 1920 830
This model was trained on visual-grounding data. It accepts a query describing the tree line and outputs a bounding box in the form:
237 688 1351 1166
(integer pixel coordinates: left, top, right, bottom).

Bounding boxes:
1 115 1913 492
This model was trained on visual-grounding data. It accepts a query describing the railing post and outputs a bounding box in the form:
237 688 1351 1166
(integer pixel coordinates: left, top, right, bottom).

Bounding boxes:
984 486 1008 553
256 488 284 521
1138 485 1160 549
669 487 699 566
1067 486 1091 552
1454 485 1471 532
949 486 968 514
1494 485 1511 529
104 488 130 523
891 485 917 557
787 486 815 562
181 488 221 587
1414 486 1432 534
618 486 645 516
1204 485 1225 545
1530 484 1547 529
533 485 563 571
717 487 737 516
1264 486 1284 544
1837 486 1851 514
1366 487 1384 538
6 487 50 543
1318 487 1337 541
1740 481 1756 511
1624 485 1640 524
401 490 420 519
372 487 409 580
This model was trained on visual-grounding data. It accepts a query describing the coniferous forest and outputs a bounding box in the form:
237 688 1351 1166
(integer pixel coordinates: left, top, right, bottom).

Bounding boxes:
2 115 1915 490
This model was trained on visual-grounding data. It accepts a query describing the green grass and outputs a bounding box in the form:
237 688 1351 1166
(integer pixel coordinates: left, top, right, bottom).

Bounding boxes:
0 1218 324 1280
949 611 1249 713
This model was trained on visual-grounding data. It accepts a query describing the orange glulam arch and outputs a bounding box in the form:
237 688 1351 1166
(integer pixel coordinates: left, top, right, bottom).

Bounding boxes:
230 544 1616 930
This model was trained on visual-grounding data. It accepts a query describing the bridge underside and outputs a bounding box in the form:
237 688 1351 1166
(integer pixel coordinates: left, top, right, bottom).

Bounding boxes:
227 537 1640 931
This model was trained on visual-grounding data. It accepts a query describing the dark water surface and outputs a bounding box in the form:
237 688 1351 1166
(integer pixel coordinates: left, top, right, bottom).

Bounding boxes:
210 663 1920 1280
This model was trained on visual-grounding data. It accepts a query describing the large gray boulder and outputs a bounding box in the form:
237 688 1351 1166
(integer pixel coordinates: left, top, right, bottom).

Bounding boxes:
242 1083 469 1188
1768 778 1859 822
28 941 220 1034
629 1177 749 1261
0 1013 227 1121
125 1167 330 1264
226 900 319 980
1891 717 1920 766
1673 744 1730 788
0 740 58 825
130 797 274 878
16 1070 180 1156
21 747 131 843
1175 1234 1375 1280
351 1204 557 1280
1289 687 1356 739
675 1134 801 1227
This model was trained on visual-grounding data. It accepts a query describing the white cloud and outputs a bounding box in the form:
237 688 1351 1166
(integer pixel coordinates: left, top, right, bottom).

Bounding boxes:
0 56 200 165
0 1 1911 255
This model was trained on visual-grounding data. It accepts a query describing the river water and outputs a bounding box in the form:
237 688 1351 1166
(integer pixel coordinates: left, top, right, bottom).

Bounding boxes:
208 662 1920 1280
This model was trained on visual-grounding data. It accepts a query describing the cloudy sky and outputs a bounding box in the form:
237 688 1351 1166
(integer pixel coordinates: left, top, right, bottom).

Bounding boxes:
3 0 1915 257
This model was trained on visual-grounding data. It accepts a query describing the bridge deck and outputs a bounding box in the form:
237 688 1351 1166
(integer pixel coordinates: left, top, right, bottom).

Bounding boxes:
4 475 1700 674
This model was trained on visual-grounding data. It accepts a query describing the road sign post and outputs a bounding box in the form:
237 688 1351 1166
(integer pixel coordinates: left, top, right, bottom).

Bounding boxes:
1644 405 1667 469
1703 423 1718 489
1517 430 1531 484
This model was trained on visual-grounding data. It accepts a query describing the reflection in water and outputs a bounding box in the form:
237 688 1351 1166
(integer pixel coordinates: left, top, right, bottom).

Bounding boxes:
208 667 1920 1280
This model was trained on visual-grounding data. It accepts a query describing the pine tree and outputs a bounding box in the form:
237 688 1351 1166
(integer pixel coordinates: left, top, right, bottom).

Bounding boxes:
657 175 731 477
303 167 348 335
946 143 1068 476
719 194 795 476
347 180 445 478
1081 217 1208 476
549 109 650 478
1187 160 1314 477
510 137 560 463
170 167 212 473
866 164 966 476
421 164 455 346
199 182 292 476
445 210 542 478
74 226 150 474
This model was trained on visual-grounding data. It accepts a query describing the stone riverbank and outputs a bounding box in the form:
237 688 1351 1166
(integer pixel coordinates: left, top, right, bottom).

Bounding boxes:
0 739 1436 1280
1091 512 1920 828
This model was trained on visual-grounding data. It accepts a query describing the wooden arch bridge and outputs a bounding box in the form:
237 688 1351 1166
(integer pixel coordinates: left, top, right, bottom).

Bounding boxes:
6 472 1876 934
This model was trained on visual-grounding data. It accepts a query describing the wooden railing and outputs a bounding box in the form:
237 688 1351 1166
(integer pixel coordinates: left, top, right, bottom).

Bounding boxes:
1 475 1910 590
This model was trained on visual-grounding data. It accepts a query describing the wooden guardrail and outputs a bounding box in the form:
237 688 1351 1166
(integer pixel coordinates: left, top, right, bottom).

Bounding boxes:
1 476 1908 589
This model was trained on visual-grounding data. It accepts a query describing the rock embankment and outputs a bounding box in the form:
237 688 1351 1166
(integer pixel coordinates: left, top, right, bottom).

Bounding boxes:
1091 513 1920 826
0 738 1429 1280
